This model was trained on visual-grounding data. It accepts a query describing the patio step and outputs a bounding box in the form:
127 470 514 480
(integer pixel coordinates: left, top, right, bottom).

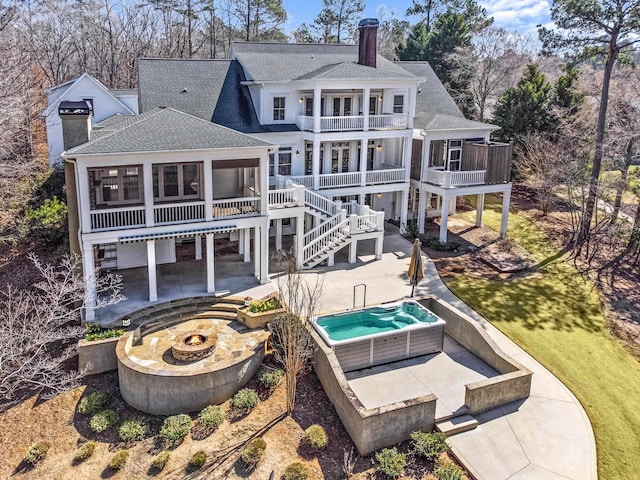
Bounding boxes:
208 302 241 312
195 310 238 321
435 415 478 436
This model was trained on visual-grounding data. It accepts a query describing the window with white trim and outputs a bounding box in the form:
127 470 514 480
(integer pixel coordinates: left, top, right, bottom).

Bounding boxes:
152 163 201 201
269 147 293 177
447 140 463 171
393 95 404 113
92 166 143 205
273 96 285 121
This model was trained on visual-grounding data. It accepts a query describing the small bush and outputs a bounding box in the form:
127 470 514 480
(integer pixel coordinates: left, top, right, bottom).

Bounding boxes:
84 323 125 342
77 391 110 415
198 405 225 429
374 448 406 478
118 419 147 442
411 431 450 461
434 458 465 480
89 409 119 433
247 297 281 313
72 442 96 462
420 235 461 252
108 450 129 470
26 196 67 243
231 388 259 412
284 462 309 480
304 424 328 450
258 368 283 390
25 441 50 465
160 414 192 444
188 450 207 470
150 451 170 472
241 437 266 470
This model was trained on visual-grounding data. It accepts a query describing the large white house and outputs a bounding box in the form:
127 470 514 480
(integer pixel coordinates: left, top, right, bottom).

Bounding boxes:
50 19 512 321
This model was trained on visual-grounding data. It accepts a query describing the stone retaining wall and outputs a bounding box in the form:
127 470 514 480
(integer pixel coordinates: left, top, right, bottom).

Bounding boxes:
78 337 120 375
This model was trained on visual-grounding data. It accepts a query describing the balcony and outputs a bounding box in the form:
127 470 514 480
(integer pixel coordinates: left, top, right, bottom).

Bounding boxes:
295 113 409 132
424 169 487 188
285 168 407 190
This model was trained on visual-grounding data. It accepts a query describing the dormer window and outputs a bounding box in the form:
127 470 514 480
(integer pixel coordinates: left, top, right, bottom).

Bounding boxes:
273 97 285 121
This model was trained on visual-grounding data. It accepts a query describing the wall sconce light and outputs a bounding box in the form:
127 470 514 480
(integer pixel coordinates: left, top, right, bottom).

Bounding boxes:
376 144 382 152
378 96 383 101
296 150 300 157
122 316 131 327
299 97 304 103
376 192 383 199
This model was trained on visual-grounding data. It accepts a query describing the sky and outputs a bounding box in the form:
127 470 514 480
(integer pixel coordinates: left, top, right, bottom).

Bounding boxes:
282 0 553 37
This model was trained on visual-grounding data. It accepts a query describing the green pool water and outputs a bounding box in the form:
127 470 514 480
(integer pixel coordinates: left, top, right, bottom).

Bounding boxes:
316 302 439 341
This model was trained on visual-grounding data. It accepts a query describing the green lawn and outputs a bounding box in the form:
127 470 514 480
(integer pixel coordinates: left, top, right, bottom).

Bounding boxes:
447 198 640 480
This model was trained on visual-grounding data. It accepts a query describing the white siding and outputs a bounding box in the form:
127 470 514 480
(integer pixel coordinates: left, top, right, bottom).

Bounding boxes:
116 238 175 269
115 95 139 114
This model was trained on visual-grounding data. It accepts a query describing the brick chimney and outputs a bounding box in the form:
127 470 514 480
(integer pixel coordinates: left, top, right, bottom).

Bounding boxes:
358 18 379 68
58 100 92 151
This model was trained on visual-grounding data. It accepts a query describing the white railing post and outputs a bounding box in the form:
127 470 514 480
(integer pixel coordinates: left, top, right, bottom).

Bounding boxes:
444 171 452 189
377 212 385 231
334 199 342 215
340 208 347 222
349 214 358 234
295 184 305 206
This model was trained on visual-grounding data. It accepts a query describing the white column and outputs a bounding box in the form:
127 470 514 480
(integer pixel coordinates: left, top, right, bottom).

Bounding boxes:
313 86 322 133
500 187 511 238
259 153 269 214
206 233 215 293
275 218 282 250
374 233 383 260
439 196 450 242
243 227 251 262
327 251 335 267
400 189 409 233
195 234 202 260
407 87 416 129
402 135 412 182
360 138 367 186
348 239 357 264
312 139 320 191
418 188 426 234
204 159 213 221
82 242 96 321
143 162 154 227
363 86 370 131
476 193 485 227
254 226 260 279
77 165 92 233
260 223 269 284
238 229 244 255
147 240 158 301
421 138 431 183
295 215 304 269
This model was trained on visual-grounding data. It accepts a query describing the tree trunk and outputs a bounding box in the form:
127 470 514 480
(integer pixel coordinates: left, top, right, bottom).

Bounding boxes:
611 137 635 224
576 32 619 248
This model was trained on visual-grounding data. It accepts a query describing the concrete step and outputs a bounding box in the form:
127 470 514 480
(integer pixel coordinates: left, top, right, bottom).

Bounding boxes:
208 303 241 312
194 310 238 321
435 415 478 436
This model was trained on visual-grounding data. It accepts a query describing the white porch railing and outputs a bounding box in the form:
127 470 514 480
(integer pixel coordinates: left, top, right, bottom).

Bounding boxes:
286 175 314 188
303 187 337 216
365 168 406 185
154 201 205 225
425 169 486 187
268 185 305 208
90 206 145 231
302 212 349 264
212 197 261 218
295 113 409 132
319 171 361 188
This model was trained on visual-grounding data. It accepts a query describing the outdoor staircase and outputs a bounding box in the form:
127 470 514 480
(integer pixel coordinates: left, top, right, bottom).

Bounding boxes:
435 414 478 436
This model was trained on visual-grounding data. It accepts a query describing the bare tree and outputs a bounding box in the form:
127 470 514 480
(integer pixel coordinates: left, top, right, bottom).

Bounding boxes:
0 254 124 412
268 253 322 415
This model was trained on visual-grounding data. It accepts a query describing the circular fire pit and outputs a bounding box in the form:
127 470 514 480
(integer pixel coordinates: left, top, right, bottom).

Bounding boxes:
171 330 217 362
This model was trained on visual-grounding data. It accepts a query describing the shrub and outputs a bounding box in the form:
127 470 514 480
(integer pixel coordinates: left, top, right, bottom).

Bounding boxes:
25 441 50 465
411 431 450 461
198 405 225 430
89 409 119 433
77 391 110 415
247 297 281 313
374 448 406 478
108 450 129 470
284 462 309 480
84 323 125 342
241 437 266 470
72 442 96 462
188 450 207 470
258 368 283 390
419 235 461 252
118 419 147 442
304 424 328 450
26 196 67 243
434 459 465 480
150 451 170 472
231 388 259 412
160 414 193 444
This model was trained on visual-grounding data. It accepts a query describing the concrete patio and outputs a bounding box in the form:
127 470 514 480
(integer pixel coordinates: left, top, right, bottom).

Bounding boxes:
95 229 597 480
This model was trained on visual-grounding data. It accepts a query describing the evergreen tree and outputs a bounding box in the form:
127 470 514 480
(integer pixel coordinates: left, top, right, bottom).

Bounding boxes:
307 0 365 44
395 22 429 60
554 64 584 114
493 63 557 142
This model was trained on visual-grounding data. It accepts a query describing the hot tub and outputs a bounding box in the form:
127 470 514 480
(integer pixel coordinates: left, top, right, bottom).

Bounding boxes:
314 300 445 372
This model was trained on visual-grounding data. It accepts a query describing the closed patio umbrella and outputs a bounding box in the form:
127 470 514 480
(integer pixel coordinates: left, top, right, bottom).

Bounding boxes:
408 238 424 297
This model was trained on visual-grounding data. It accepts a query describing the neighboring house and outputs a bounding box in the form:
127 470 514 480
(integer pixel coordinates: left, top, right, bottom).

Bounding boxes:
52 19 511 321
43 73 138 166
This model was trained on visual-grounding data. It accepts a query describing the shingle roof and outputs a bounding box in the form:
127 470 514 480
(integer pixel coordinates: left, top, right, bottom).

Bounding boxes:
66 107 273 155
231 42 414 82
138 58 297 134
414 113 499 131
295 62 416 81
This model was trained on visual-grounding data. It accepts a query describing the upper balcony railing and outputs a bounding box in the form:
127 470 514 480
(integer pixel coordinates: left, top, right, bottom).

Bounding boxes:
424 168 487 188
295 113 409 133
286 167 406 190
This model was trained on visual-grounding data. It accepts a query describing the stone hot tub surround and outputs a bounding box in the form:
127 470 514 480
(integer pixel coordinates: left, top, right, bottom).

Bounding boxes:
171 330 217 362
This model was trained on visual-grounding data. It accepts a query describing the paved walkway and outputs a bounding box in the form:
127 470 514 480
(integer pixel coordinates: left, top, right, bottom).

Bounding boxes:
104 232 597 479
